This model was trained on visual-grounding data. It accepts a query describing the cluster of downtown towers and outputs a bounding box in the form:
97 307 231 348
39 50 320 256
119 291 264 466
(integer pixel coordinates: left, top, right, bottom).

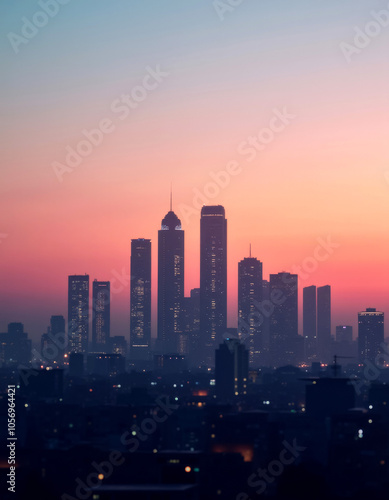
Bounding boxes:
67 205 383 368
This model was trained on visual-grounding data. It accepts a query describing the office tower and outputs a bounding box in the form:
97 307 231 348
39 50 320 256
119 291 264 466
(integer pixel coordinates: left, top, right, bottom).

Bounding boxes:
41 315 66 365
180 288 201 364
269 272 298 367
130 239 152 359
157 205 184 353
200 205 227 360
68 275 89 354
0 323 31 366
215 338 248 401
109 336 128 357
317 285 331 362
336 325 353 344
92 280 110 351
303 285 317 361
358 308 384 364
238 251 263 365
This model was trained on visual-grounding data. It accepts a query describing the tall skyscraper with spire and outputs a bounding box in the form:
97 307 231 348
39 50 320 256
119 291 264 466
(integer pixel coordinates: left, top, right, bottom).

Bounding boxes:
68 274 89 354
238 247 263 365
130 238 152 359
157 193 184 353
200 205 227 361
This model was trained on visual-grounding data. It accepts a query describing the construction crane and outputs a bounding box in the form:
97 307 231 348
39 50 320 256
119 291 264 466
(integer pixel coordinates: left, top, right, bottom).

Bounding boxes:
332 355 354 377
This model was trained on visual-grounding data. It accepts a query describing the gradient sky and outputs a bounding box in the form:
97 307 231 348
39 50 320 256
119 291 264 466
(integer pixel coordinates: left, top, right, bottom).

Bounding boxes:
1 0 388 343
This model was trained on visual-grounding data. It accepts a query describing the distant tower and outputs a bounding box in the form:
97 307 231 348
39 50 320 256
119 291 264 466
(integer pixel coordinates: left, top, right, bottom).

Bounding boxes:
157 196 184 353
238 249 263 365
41 315 66 365
358 308 384 364
317 285 331 362
92 280 110 351
215 338 248 401
130 239 152 359
303 285 317 360
68 275 89 354
200 205 227 359
269 272 298 367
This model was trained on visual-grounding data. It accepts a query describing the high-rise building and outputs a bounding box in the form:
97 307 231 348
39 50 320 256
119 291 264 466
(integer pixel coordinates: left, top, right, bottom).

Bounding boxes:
200 205 227 360
68 275 89 354
336 325 353 344
157 207 184 353
358 308 384 364
238 252 263 365
303 285 317 361
215 338 248 401
130 239 151 359
181 288 201 364
0 323 31 366
317 285 331 362
41 315 66 366
92 280 110 351
269 272 298 367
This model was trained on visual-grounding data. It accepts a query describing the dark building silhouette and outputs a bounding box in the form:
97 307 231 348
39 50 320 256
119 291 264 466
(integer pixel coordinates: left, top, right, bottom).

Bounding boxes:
0 322 31 366
19 369 63 400
87 353 125 377
109 335 128 357
269 272 298 367
215 338 248 401
181 288 201 363
68 274 89 354
92 280 110 351
303 285 317 361
317 285 331 362
305 377 355 418
41 315 66 366
238 252 263 365
358 308 384 363
157 206 184 354
68 352 84 377
336 325 353 344
200 205 227 361
130 238 151 360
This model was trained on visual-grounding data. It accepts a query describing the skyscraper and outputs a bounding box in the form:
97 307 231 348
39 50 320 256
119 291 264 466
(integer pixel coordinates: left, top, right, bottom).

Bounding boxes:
358 308 384 364
157 206 184 353
92 280 110 351
303 285 317 360
41 315 66 365
215 338 248 401
269 272 298 367
68 275 89 354
200 205 227 359
317 285 331 362
238 251 263 365
130 238 151 359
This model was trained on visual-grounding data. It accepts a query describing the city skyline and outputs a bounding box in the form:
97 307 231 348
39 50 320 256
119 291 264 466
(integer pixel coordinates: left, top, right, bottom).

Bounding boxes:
0 198 388 343
1 1 388 342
